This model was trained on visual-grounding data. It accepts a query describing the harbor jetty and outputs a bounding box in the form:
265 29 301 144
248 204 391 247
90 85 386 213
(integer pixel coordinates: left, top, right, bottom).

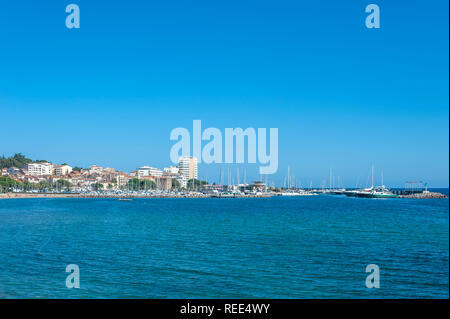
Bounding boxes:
398 192 448 199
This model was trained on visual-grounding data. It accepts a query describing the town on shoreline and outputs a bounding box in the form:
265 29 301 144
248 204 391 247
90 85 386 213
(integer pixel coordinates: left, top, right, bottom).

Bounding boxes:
0 153 283 197
0 153 447 199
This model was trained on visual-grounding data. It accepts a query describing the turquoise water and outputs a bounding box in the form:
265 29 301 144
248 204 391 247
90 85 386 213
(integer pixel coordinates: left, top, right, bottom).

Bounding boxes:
0 193 448 298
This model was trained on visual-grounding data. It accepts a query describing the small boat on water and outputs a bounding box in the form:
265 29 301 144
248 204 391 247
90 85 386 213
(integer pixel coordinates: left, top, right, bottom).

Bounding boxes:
326 188 346 195
368 186 397 198
343 186 397 198
343 189 362 197
343 166 396 198
118 198 133 201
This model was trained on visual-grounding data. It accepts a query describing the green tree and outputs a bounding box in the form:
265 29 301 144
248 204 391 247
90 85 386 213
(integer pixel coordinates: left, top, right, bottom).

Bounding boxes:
56 179 72 191
0 176 21 193
187 179 208 189
127 178 156 191
21 181 33 191
91 182 103 191
0 153 32 169
38 180 49 191
172 178 181 189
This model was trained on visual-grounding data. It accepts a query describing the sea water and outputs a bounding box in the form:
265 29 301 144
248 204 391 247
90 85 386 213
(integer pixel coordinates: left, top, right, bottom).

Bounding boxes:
0 191 448 298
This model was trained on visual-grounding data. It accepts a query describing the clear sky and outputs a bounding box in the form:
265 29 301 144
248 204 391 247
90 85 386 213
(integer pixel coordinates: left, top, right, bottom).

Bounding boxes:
0 1 448 187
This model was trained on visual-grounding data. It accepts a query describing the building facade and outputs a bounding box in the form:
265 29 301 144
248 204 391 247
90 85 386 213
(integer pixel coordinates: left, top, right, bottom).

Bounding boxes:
164 166 179 174
137 166 163 178
54 164 72 176
178 156 198 181
116 173 130 187
26 163 53 176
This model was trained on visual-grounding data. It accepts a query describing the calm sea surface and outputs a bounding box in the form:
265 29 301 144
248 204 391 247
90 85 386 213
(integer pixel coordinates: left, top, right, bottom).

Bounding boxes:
0 190 448 298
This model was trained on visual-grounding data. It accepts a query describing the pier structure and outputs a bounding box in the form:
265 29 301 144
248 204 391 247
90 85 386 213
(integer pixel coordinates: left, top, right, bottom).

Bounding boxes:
392 181 425 195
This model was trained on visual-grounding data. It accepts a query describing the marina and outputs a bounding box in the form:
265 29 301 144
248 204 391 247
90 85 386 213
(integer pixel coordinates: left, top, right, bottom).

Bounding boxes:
1 187 447 200
1 157 447 200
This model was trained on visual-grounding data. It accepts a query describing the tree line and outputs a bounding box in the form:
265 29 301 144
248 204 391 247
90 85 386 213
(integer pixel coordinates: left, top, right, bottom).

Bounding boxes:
0 176 72 193
0 153 48 169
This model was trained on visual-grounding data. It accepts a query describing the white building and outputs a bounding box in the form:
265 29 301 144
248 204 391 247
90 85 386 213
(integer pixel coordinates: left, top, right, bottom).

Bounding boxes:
54 164 72 176
116 174 130 187
137 166 163 178
26 162 53 176
164 166 179 174
177 174 188 188
178 156 198 181
89 165 103 174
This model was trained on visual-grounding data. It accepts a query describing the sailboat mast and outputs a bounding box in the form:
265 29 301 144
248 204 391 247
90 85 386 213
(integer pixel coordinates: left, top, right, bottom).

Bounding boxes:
371 164 374 189
329 168 332 191
287 165 290 189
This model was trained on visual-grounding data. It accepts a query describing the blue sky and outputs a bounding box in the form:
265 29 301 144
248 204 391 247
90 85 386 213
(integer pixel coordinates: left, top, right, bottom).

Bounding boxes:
0 1 448 187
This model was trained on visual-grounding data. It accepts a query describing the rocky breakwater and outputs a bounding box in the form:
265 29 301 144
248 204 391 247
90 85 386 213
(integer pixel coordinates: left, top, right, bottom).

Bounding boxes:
398 192 448 199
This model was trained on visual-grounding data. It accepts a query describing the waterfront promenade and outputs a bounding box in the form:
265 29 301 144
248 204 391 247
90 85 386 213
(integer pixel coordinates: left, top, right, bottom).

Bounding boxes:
0 192 272 199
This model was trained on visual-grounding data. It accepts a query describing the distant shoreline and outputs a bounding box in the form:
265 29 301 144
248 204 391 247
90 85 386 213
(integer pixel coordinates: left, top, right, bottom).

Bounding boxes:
0 192 271 199
0 192 447 200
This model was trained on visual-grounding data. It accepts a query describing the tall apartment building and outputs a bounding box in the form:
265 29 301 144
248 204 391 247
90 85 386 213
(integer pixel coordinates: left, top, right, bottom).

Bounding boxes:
178 156 198 180
26 162 53 176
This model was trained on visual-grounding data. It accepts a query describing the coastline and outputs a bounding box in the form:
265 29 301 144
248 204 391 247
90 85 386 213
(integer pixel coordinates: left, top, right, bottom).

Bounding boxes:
0 192 272 199
0 192 447 200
